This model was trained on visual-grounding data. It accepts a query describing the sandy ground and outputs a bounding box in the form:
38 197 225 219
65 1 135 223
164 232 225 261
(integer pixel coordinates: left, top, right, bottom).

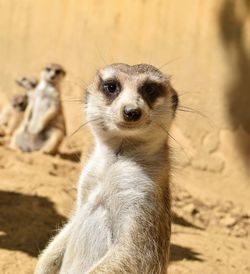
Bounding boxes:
0 144 249 274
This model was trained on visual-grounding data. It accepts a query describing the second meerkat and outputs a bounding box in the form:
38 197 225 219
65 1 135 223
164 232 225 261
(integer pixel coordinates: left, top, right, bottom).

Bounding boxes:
0 77 38 138
36 63 179 274
10 64 66 154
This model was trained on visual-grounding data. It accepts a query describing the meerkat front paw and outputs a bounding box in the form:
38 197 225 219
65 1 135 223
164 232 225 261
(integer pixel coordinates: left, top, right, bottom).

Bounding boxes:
35 255 61 274
28 123 43 134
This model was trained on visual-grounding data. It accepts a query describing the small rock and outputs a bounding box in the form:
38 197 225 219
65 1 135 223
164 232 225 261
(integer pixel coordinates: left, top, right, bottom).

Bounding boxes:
241 211 250 219
231 228 248 238
220 201 233 212
213 211 225 219
231 205 243 216
220 216 237 227
183 203 198 215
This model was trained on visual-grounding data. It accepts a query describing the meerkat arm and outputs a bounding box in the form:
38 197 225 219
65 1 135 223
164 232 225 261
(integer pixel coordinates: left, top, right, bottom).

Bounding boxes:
0 104 14 136
40 128 64 154
32 104 59 134
22 101 33 125
0 104 13 125
5 112 24 136
35 222 72 274
87 206 170 274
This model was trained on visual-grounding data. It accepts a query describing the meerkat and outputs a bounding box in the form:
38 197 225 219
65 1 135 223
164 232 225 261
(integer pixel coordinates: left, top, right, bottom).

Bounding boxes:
10 64 66 154
16 76 38 101
0 77 38 138
35 63 179 274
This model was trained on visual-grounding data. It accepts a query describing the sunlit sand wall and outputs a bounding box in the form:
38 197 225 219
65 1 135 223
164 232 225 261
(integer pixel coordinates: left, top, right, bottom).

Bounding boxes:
0 0 249 204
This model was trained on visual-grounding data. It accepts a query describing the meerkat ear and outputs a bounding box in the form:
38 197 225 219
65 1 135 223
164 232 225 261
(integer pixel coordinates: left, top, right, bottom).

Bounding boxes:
61 69 66 77
170 87 179 112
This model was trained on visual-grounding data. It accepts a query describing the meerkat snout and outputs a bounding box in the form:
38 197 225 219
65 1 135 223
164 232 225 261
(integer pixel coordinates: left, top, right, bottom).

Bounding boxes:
122 105 142 122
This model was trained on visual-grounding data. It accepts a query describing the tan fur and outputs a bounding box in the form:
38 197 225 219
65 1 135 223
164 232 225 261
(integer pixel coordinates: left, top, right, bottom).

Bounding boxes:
0 76 37 139
0 104 14 136
10 64 66 154
36 63 178 274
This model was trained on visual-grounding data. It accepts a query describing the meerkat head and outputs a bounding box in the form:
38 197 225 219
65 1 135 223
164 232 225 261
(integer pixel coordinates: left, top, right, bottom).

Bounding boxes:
15 77 38 90
41 63 66 84
10 94 28 112
86 63 178 141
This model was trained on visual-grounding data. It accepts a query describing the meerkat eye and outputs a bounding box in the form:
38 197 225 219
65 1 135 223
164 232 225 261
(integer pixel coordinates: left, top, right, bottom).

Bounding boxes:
55 69 61 75
145 83 159 96
103 80 118 94
45 67 51 72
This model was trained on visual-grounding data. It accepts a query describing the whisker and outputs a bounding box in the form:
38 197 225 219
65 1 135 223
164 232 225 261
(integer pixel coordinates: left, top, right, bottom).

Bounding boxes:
64 76 88 91
178 105 214 127
157 57 180 70
61 98 83 104
67 118 101 138
178 91 201 97
94 44 108 66
154 122 190 161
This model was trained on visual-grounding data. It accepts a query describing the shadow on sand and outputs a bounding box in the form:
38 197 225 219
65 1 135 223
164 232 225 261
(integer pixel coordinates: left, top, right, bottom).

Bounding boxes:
219 0 250 166
0 190 203 262
170 243 203 262
0 190 66 257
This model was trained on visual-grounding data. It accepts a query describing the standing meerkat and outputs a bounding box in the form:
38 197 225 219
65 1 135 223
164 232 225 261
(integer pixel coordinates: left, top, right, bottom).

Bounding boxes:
0 77 38 138
10 64 66 154
35 63 179 274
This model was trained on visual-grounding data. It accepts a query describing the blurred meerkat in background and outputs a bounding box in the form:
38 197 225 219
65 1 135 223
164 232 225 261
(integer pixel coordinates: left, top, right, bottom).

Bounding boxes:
10 63 66 154
15 76 38 101
0 77 37 138
36 63 179 274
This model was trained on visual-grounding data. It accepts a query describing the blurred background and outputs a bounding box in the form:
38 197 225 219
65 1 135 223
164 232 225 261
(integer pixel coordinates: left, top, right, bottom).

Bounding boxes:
0 0 249 273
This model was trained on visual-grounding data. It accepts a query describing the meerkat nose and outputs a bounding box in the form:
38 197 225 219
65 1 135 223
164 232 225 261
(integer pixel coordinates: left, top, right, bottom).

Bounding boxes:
123 105 142 122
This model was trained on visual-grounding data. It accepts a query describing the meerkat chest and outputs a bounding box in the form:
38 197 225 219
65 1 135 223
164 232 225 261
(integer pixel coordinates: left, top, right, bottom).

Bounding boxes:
61 185 113 273
33 93 51 112
61 158 151 273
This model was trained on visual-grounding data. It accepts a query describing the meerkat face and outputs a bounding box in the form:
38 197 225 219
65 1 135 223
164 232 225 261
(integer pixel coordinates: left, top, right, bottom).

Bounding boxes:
16 77 38 90
41 63 66 84
11 94 28 112
86 63 178 139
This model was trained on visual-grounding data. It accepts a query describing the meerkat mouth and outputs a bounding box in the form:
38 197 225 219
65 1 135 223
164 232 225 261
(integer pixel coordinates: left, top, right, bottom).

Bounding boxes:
116 121 150 130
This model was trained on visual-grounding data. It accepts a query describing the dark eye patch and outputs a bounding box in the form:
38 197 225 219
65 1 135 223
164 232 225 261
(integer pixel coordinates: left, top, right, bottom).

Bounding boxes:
99 77 121 103
31 82 37 88
171 92 179 112
45 67 51 72
55 69 61 75
139 81 165 107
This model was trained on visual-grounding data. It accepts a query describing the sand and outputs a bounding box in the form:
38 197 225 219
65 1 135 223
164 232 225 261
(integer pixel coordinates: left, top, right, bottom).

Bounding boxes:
0 144 249 274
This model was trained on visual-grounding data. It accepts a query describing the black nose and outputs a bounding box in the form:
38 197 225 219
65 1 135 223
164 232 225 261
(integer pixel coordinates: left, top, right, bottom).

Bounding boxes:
123 106 142 122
